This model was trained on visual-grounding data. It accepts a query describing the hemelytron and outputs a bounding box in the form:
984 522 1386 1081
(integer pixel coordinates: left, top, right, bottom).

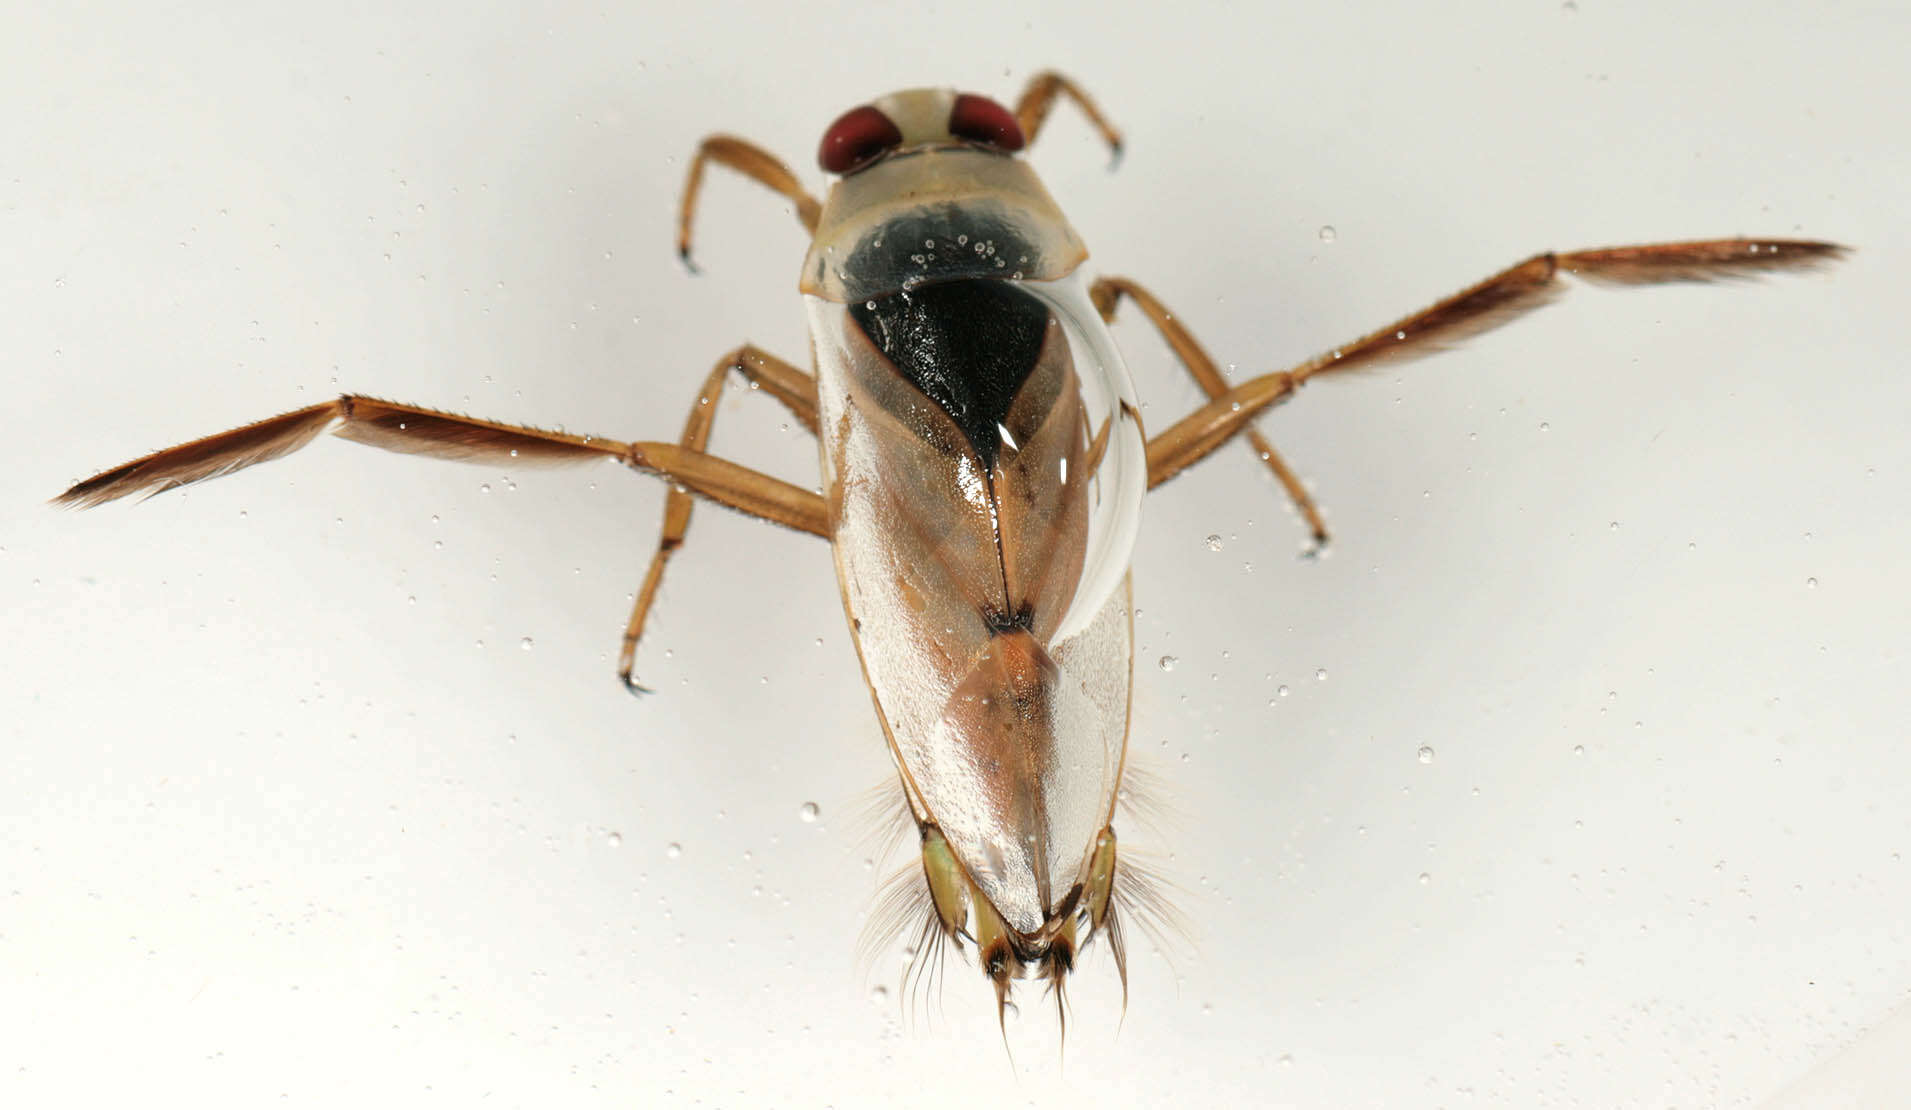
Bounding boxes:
58 71 1846 1031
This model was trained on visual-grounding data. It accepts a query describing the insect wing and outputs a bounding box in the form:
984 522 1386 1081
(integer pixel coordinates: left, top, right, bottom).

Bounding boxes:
808 272 1144 933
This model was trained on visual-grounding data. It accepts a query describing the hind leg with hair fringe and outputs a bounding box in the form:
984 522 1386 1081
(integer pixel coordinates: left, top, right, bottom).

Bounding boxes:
1142 238 1849 492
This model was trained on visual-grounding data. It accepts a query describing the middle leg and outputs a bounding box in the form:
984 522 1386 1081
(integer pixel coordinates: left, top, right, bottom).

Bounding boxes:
1093 276 1332 547
619 345 819 693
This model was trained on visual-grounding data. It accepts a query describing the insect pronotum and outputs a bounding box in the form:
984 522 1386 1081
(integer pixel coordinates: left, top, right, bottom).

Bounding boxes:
57 71 1847 1033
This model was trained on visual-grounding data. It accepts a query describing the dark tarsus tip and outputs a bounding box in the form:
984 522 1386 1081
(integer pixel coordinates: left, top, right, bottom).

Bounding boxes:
1106 141 1125 172
620 671 653 698
677 244 700 277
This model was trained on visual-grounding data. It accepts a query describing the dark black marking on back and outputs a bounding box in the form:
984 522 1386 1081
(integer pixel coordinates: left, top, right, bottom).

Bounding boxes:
835 206 1040 303
849 279 1050 470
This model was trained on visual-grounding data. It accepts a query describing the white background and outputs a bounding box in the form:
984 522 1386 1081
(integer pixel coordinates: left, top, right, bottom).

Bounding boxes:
6 1 1906 1106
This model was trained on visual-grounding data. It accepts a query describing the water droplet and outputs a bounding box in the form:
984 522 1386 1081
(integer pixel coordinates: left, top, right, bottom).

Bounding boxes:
1158 655 1178 672
1806 576 1818 588
1205 533 1223 551
665 842 682 859
1572 744 1585 757
799 802 820 823
1538 421 1551 432
1416 746 1435 764
869 984 888 1003
1317 225 1336 243
1417 872 1431 885
1315 668 1328 682
1276 684 1290 697
478 482 491 493
605 831 622 847
519 636 533 650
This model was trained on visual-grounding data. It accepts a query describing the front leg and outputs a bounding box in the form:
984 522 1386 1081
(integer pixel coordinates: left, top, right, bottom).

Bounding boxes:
1013 70 1124 164
675 135 823 271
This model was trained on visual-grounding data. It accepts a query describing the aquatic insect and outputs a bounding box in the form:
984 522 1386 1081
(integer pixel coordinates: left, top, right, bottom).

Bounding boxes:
57 72 1846 1031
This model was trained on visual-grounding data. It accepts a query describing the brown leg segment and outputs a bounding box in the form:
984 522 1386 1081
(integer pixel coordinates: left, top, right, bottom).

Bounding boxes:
1143 238 1848 489
1092 276 1331 546
1013 71 1124 164
676 135 823 271
619 346 819 694
54 395 829 537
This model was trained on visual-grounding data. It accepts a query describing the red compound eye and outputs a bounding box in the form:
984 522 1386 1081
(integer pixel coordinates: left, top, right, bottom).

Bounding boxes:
948 94 1025 152
818 105 903 174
